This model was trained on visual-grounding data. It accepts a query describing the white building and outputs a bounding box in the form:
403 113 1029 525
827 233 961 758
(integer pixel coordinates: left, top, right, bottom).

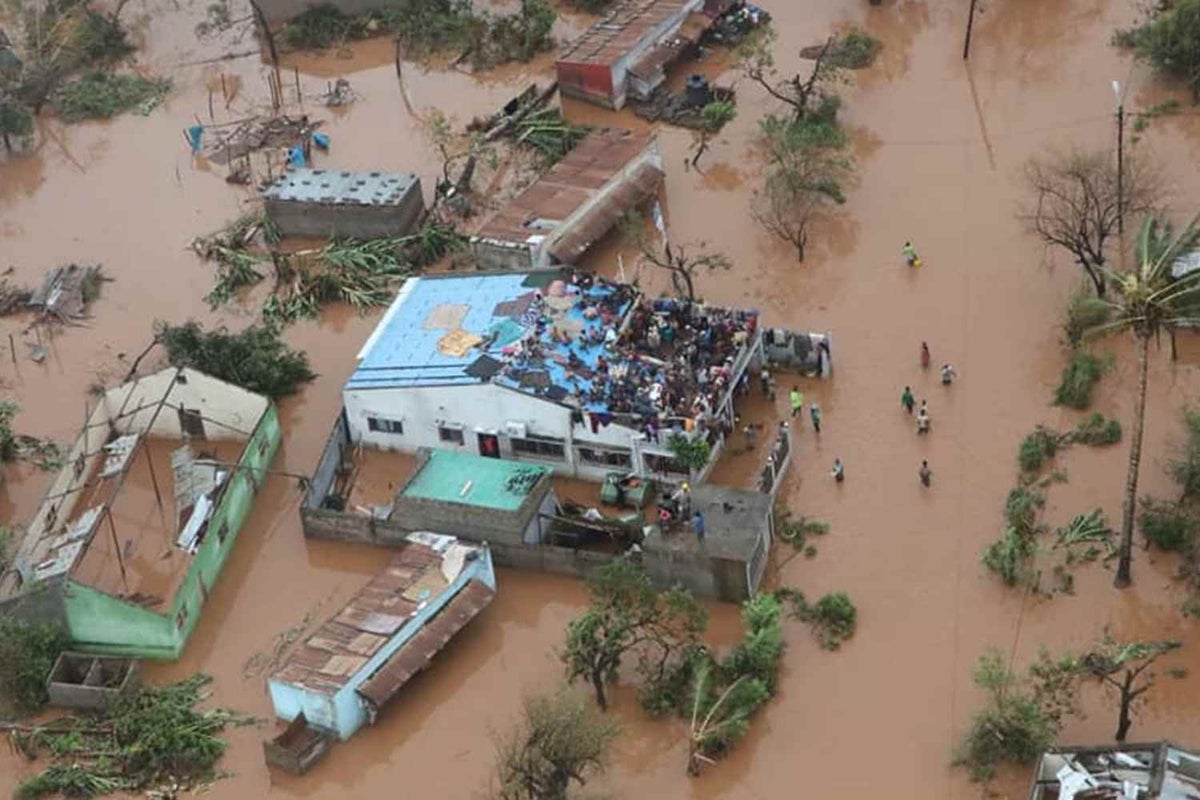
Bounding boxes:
341 272 766 482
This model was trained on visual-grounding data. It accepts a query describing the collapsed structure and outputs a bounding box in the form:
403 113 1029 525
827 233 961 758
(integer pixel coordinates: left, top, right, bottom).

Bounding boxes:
340 270 767 481
471 128 664 271
263 168 424 239
268 532 495 742
0 367 280 659
1028 743 1200 799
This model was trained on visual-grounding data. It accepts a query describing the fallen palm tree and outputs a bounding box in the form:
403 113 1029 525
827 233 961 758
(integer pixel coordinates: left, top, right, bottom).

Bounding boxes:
9 674 250 799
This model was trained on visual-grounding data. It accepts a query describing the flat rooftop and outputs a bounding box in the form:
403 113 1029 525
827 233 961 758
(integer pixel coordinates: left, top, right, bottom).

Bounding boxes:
557 0 697 68
271 536 492 697
263 168 418 206
644 484 771 560
347 271 760 425
400 450 549 511
1030 743 1200 800
473 127 661 253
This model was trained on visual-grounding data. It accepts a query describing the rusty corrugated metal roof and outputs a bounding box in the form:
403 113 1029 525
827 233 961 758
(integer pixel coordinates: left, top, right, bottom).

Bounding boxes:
356 580 495 710
548 161 664 262
271 543 444 696
557 0 698 69
474 128 657 248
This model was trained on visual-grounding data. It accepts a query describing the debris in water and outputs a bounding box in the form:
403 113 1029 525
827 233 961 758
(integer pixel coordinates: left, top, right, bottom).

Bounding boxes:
27 264 107 322
323 77 356 107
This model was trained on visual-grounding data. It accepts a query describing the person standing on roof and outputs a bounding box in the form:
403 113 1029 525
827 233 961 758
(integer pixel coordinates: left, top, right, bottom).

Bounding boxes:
902 241 921 267
790 386 804 418
693 511 706 544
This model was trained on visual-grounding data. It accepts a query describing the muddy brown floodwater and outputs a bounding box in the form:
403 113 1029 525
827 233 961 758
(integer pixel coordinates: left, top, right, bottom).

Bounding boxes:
4 0 1200 797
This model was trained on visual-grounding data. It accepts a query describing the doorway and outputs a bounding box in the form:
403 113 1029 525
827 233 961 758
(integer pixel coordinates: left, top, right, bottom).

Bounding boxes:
477 432 500 458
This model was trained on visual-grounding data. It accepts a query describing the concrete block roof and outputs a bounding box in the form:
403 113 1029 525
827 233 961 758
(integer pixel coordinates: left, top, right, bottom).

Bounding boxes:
263 168 417 206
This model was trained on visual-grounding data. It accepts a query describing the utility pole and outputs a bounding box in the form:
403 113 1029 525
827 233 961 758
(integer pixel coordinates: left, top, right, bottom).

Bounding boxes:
963 0 980 60
1113 80 1125 237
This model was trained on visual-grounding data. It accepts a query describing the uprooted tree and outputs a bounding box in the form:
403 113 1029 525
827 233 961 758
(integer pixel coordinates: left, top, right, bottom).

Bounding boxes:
621 211 732 302
1083 633 1182 742
1021 147 1163 297
488 688 618 800
562 559 707 711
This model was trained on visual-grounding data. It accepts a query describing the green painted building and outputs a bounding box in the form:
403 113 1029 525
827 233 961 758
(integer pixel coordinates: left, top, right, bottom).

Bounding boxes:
0 367 280 660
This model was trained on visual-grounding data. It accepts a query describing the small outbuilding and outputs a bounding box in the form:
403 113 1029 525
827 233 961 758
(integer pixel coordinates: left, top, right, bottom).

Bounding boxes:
263 168 424 240
268 532 495 741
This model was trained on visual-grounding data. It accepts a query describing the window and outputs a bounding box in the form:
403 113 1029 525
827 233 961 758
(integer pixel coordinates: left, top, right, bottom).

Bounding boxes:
257 436 269 458
438 425 465 445
178 407 206 439
577 445 632 468
510 434 565 461
215 520 228 545
175 604 188 630
367 417 404 435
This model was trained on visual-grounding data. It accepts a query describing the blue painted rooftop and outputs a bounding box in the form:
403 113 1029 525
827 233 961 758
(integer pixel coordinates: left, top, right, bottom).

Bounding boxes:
348 272 759 422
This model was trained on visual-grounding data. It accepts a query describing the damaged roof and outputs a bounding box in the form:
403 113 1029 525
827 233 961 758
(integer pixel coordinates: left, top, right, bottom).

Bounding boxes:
473 127 661 246
271 538 492 697
400 450 550 511
1029 742 1200 800
557 0 701 68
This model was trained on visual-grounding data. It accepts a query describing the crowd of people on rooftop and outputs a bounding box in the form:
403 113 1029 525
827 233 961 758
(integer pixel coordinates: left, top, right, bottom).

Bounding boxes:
500 275 758 436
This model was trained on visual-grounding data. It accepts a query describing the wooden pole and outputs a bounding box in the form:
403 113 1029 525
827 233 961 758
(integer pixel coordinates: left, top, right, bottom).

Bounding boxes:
106 507 130 592
962 0 979 60
1116 103 1126 237
294 66 302 104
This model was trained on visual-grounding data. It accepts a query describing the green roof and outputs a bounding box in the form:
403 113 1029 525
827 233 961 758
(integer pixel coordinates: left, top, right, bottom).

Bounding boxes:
402 450 549 511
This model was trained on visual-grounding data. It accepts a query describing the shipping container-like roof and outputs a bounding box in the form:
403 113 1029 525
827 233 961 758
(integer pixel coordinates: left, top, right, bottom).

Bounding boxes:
400 450 549 511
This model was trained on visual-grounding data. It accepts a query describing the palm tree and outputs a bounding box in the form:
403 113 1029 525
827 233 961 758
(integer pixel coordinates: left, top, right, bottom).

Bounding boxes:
1085 214 1200 587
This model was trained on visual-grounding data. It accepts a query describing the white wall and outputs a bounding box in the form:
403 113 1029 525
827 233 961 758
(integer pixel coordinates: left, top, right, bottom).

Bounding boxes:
342 383 646 479
104 367 267 442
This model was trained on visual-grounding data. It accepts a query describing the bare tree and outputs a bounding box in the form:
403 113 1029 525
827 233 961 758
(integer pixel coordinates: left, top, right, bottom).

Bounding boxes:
489 689 618 800
739 28 836 123
1022 148 1163 297
622 211 731 301
1083 633 1182 741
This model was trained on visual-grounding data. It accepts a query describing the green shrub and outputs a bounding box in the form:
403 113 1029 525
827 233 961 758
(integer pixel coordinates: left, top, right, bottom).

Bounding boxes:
282 4 358 48
954 649 1070 782
1140 498 1199 552
56 72 170 122
721 593 784 692
1071 412 1122 446
157 321 316 399
806 593 857 650
1170 409 1200 501
1054 350 1107 409
983 526 1037 587
1118 0 1200 101
1063 284 1111 347
826 28 881 69
666 433 711 473
1018 427 1061 473
1004 484 1046 535
0 618 69 716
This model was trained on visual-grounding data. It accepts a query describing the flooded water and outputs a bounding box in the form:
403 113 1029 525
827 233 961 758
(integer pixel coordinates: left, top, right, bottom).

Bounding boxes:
4 0 1200 797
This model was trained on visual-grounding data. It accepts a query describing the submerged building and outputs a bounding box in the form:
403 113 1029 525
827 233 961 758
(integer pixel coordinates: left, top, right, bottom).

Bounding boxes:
268 532 495 741
0 367 280 660
471 128 664 271
339 270 765 482
263 168 424 240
